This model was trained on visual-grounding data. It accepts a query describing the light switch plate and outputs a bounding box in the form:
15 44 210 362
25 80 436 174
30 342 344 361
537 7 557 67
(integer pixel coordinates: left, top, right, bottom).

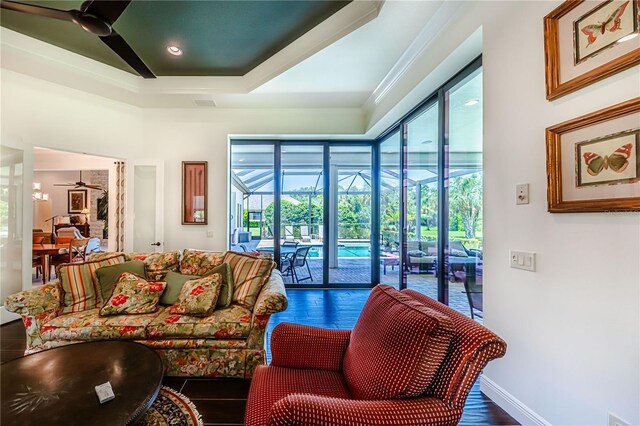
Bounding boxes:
516 183 529 205
510 250 536 271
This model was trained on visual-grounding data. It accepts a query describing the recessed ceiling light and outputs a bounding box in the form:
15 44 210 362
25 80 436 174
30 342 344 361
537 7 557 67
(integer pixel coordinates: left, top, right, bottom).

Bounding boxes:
167 45 183 56
619 33 639 43
465 99 479 106
421 140 433 145
238 158 244 162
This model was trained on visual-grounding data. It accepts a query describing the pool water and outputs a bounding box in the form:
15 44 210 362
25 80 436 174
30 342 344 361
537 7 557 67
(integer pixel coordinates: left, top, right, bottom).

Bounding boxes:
308 245 371 258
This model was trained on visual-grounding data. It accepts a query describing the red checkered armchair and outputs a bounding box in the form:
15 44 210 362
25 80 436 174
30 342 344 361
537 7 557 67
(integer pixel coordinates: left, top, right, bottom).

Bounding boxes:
245 285 507 426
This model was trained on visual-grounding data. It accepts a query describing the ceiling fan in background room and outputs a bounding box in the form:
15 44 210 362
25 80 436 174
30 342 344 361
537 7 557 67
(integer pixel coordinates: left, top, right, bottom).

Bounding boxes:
0 0 155 78
54 171 102 190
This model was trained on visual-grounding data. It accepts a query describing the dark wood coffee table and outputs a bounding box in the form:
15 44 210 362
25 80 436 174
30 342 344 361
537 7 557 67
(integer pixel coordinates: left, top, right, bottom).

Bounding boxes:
1 341 163 426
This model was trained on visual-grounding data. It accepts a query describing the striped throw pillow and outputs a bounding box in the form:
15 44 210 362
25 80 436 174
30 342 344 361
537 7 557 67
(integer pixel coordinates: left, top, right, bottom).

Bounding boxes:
223 251 275 309
57 254 126 314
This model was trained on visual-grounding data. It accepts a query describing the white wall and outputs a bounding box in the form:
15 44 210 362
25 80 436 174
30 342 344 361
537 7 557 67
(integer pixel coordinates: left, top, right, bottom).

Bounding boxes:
478 2 639 425
1 69 364 266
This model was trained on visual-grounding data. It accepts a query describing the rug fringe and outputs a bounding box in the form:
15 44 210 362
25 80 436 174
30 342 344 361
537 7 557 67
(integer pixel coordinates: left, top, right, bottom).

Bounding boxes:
162 386 204 426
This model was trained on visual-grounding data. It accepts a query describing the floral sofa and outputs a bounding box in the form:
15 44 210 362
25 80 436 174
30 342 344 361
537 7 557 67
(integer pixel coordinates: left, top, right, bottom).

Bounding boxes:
6 250 288 378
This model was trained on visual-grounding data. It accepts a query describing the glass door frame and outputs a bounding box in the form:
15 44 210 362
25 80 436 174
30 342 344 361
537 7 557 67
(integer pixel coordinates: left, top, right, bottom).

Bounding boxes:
229 139 377 289
376 55 482 304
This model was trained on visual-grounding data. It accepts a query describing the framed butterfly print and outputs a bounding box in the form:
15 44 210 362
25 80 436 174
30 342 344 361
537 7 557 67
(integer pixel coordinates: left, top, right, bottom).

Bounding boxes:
546 97 640 212
544 0 640 100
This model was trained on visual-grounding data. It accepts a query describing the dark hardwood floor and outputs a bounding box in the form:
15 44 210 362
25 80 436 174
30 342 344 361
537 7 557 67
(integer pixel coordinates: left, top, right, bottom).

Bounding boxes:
1 289 518 425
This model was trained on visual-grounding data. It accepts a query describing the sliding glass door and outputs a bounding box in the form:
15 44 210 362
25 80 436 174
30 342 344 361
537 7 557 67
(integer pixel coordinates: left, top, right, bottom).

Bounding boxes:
405 101 440 297
229 141 373 287
379 132 401 288
328 146 372 285
445 66 483 318
280 145 324 285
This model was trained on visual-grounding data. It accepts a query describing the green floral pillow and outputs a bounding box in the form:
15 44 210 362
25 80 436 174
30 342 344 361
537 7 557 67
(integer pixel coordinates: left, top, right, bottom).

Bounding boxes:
180 249 225 276
168 274 222 317
99 272 166 316
128 251 181 281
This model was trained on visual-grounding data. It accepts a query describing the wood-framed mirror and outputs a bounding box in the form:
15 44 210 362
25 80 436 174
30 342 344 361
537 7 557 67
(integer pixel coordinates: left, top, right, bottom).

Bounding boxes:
182 161 208 225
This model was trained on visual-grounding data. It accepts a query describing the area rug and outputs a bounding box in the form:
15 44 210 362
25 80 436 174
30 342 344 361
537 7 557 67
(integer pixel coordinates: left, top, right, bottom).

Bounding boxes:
138 386 203 426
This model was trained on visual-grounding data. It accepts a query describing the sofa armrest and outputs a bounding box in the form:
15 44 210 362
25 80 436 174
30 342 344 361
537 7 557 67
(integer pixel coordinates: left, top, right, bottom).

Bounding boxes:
254 269 288 315
270 323 351 372
269 394 458 426
5 283 61 315
4 283 62 353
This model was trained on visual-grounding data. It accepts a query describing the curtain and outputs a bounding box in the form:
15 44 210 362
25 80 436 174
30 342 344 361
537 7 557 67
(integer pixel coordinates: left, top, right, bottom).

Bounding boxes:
114 161 126 252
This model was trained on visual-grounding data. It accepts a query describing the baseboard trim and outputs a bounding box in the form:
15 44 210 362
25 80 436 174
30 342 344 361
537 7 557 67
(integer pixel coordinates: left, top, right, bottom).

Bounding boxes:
480 375 551 426
1 306 20 325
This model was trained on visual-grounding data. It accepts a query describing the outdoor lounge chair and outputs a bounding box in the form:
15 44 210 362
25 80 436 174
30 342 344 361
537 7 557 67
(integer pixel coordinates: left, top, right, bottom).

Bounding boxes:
300 226 311 242
284 226 295 241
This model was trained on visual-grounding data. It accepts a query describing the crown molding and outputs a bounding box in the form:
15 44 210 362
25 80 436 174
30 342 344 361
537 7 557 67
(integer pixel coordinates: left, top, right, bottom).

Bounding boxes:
366 1 462 108
1 1 382 105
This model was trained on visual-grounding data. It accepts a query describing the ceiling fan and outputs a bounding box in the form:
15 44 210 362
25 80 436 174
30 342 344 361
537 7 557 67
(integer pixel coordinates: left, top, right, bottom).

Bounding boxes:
54 171 102 190
0 0 155 78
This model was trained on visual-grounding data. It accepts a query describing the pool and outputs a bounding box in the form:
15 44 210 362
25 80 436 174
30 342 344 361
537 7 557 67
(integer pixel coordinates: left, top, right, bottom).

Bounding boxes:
307 244 371 258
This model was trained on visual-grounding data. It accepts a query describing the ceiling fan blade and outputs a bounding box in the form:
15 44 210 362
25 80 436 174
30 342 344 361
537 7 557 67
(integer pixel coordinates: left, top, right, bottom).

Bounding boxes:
85 184 103 190
84 0 131 24
0 0 75 22
53 183 75 187
100 30 155 78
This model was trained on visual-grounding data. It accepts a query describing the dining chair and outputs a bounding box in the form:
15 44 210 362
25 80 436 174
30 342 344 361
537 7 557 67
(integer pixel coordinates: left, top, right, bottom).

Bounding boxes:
69 238 91 263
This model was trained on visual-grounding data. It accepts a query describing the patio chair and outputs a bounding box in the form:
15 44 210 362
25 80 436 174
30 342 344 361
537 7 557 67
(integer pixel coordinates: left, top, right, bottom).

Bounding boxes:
280 251 297 283
282 240 298 247
290 246 312 283
462 262 483 320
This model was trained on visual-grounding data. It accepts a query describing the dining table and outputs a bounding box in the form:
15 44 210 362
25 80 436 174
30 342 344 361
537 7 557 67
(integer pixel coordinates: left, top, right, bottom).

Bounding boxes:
32 243 68 283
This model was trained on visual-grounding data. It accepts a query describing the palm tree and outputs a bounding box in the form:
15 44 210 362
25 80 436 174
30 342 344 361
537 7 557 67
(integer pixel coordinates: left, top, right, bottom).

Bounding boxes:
449 174 482 239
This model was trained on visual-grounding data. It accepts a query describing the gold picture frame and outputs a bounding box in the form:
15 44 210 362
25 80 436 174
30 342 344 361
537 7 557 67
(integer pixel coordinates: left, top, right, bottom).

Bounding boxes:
181 161 208 225
544 0 640 100
546 97 640 212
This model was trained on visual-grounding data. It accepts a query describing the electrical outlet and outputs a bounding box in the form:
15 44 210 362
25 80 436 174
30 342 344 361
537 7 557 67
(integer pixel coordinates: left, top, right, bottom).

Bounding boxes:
206 231 213 238
516 183 529 205
608 413 631 426
510 250 536 271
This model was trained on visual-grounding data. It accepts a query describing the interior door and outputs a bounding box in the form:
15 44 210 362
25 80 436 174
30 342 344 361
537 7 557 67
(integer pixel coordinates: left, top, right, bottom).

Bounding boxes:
125 161 164 253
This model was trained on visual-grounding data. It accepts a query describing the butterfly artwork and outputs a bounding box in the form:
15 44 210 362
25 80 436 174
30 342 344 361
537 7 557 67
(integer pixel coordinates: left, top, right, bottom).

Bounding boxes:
581 1 630 46
574 0 639 64
576 130 640 187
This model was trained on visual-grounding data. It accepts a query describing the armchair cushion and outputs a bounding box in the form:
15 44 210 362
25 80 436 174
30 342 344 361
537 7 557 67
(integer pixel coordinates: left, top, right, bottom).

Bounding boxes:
245 365 351 426
270 323 350 372
342 285 454 400
268 394 458 426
